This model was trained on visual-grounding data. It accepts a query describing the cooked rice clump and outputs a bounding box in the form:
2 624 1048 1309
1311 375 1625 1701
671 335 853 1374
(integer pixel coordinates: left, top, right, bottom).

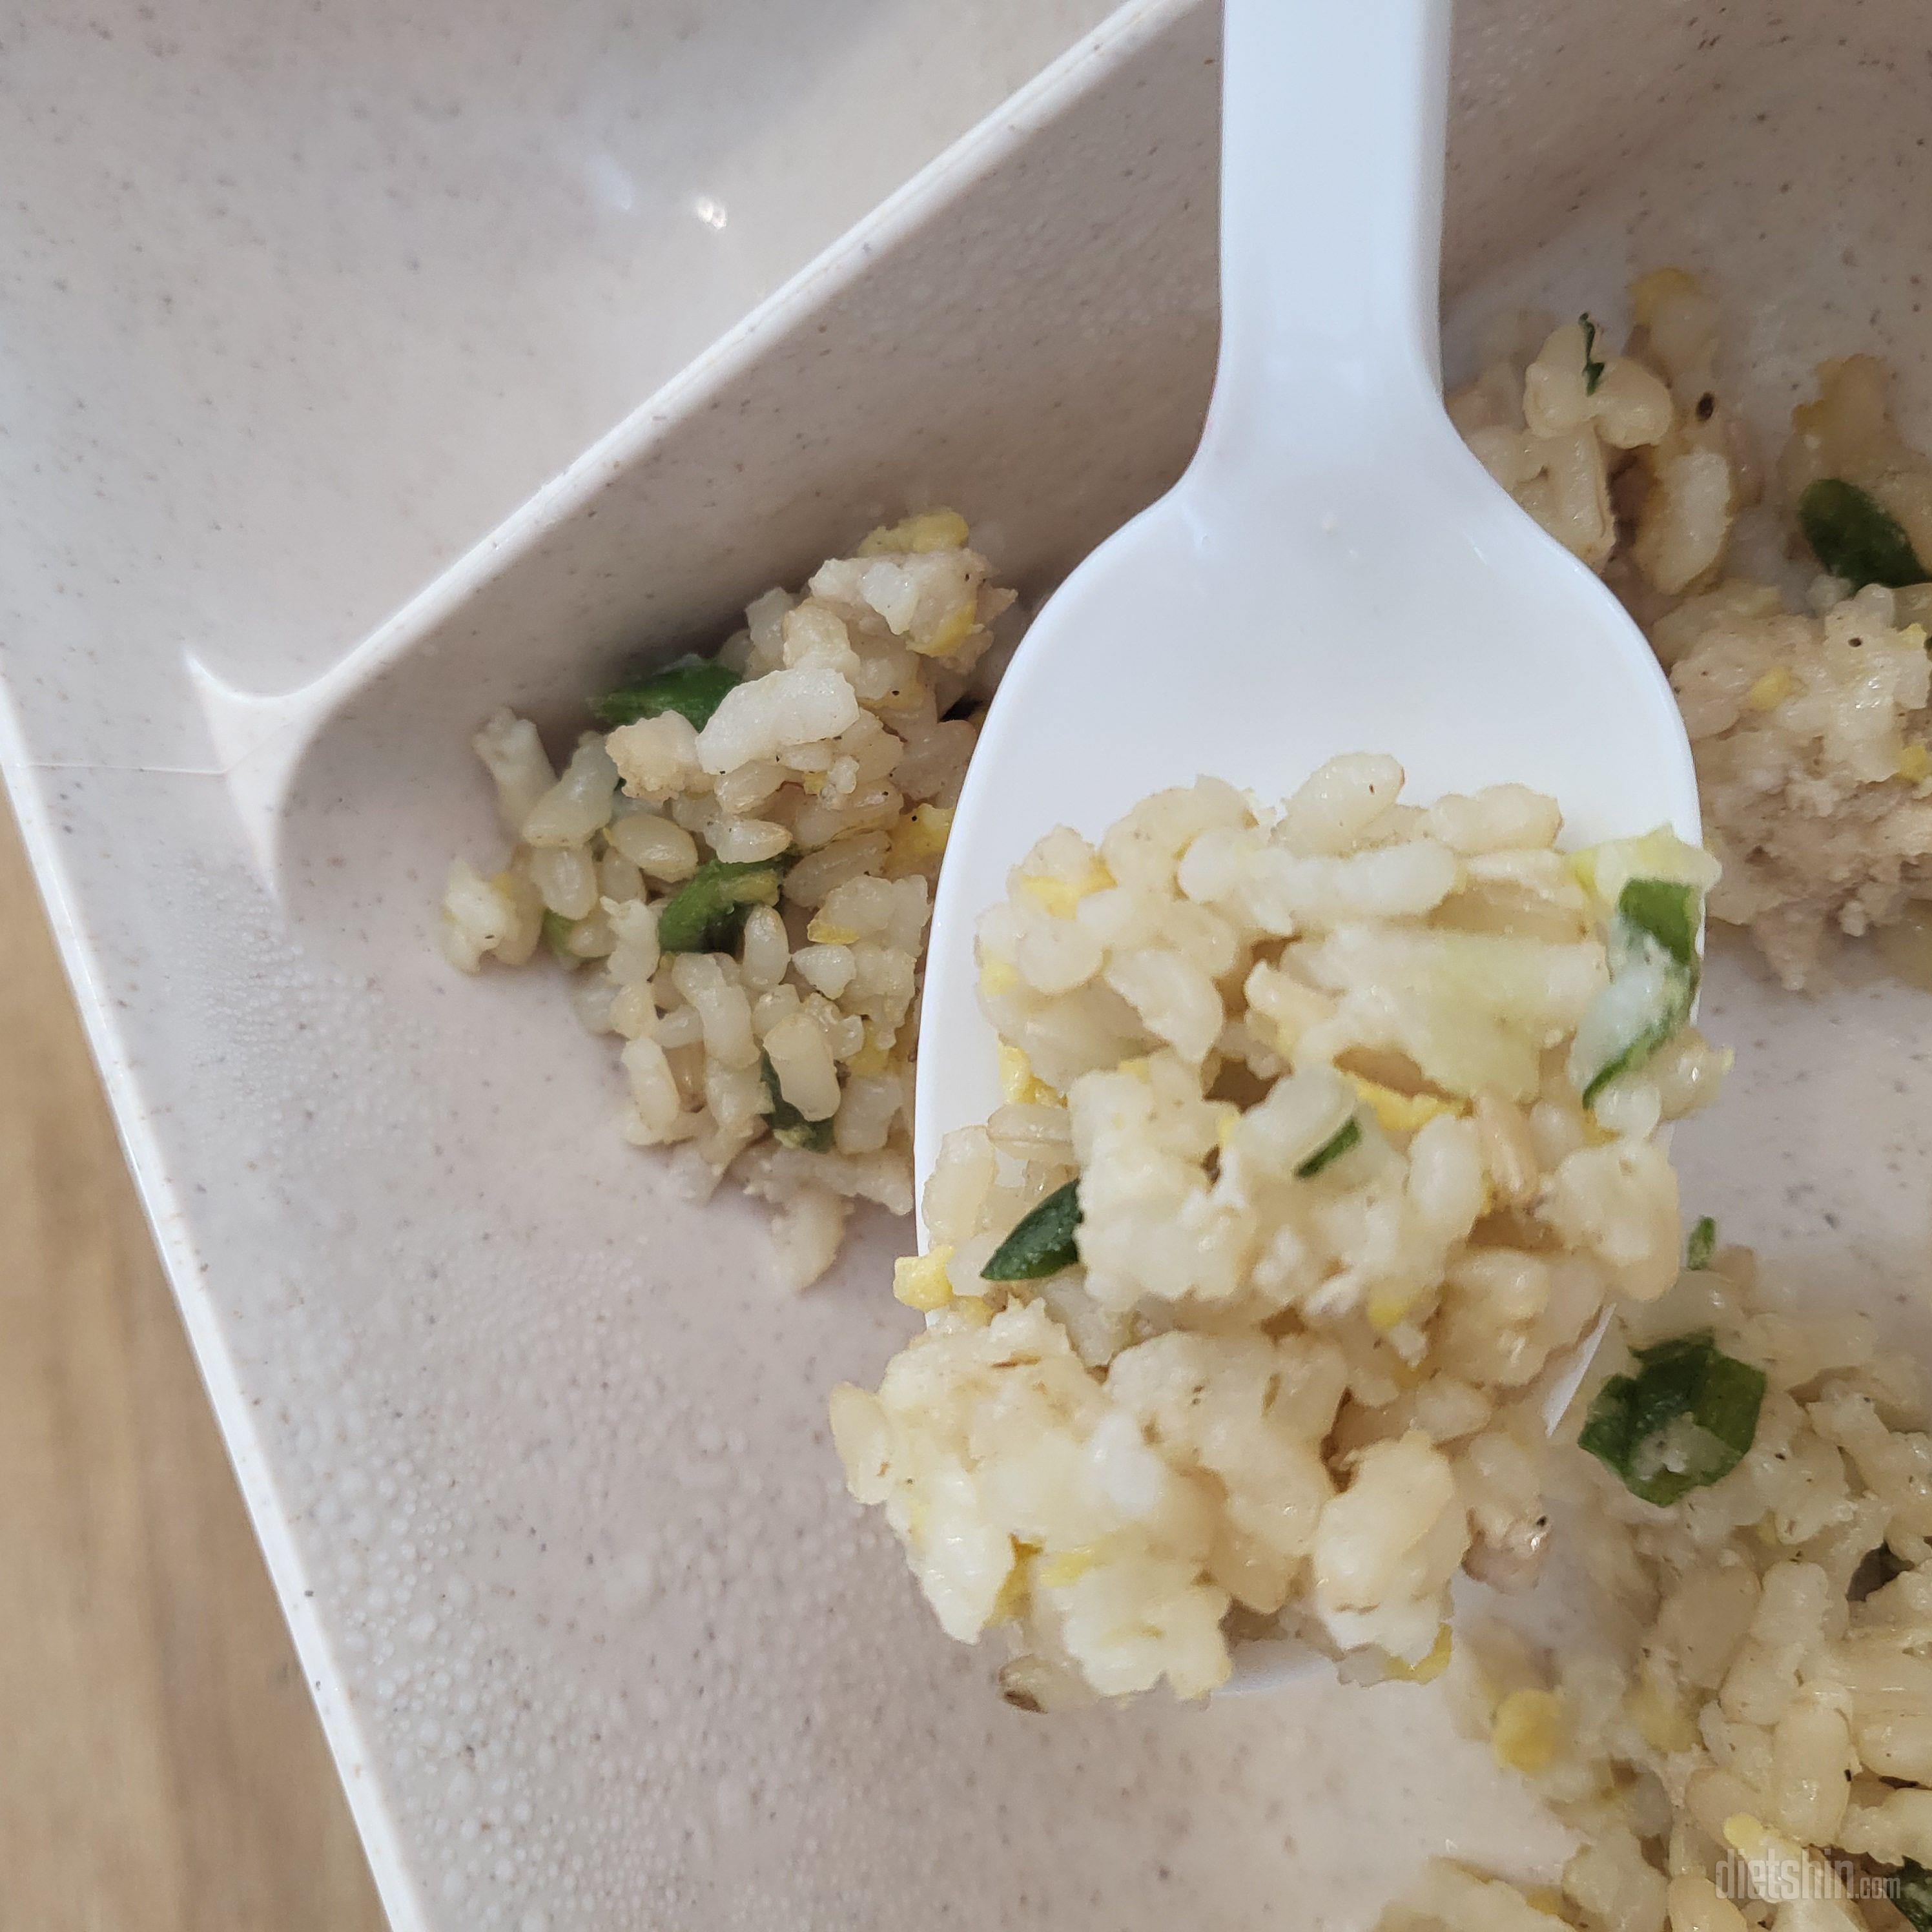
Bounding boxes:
1450 273 1932 989
832 758 1726 1705
1382 1244 1932 1932
440 511 1012 1286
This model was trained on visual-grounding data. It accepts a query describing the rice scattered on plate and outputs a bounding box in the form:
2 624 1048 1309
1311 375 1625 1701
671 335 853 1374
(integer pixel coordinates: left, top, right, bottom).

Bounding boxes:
439 266 1932 1926
1381 1239 1932 1932
442 268 1932 1308
1450 271 1932 991
832 759 1725 1706
440 510 1012 1285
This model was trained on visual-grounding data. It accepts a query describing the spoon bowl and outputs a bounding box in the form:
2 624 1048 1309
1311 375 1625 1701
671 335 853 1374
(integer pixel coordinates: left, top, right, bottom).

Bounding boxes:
918 420 1700 1173
915 0 1698 1690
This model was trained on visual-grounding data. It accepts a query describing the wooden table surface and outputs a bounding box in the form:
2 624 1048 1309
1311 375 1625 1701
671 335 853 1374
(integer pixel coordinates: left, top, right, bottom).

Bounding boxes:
0 794 388 1931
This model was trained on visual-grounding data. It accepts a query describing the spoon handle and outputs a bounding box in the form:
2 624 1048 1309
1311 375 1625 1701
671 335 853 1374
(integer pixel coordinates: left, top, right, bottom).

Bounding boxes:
1203 0 1451 466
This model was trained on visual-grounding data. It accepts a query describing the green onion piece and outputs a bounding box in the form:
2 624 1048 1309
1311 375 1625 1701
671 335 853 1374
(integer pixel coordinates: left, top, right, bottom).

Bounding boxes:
655 854 794 954
590 654 741 730
759 1053 833 1152
1618 877 1700 969
1295 1115 1361 1179
542 909 581 965
1685 1215 1718 1271
1576 954 1696 1106
1572 875 1705 1107
1891 1860 1932 1932
1797 478 1929 590
1580 313 1605 396
1577 1331 1767 1506
982 1180 1082 1282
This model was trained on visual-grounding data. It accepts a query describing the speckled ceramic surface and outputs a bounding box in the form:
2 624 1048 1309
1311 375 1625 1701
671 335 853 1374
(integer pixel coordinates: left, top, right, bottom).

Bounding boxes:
6 1 1932 1926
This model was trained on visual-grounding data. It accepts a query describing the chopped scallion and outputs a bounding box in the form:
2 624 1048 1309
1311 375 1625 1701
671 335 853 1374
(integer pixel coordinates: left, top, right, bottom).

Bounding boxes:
1617 877 1700 969
1685 1215 1717 1271
542 909 581 965
591 654 741 730
982 1181 1082 1282
1578 1331 1766 1506
1580 313 1605 395
655 854 794 954
759 1053 833 1151
1570 874 1705 1108
1295 1115 1361 1179
1890 1860 1932 1932
1797 477 1928 590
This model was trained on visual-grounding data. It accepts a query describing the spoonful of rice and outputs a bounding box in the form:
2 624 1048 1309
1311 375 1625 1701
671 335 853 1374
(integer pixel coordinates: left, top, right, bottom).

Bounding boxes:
920 1 1700 1261
905 0 1702 1693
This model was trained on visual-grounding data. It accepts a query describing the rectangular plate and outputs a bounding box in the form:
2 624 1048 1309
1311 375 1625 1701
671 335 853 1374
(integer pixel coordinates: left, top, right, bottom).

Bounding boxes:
8 1 1932 1924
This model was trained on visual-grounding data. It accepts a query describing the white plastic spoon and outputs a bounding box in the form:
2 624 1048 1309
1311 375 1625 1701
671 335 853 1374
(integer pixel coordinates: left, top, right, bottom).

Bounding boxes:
914 0 1698 1687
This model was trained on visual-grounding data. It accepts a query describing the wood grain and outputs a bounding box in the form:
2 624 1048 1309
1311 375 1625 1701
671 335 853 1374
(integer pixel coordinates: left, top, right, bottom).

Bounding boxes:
0 794 388 1932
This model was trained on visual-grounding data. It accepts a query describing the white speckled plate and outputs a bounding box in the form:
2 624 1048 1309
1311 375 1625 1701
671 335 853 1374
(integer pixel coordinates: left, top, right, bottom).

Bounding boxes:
6 1 1932 1926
